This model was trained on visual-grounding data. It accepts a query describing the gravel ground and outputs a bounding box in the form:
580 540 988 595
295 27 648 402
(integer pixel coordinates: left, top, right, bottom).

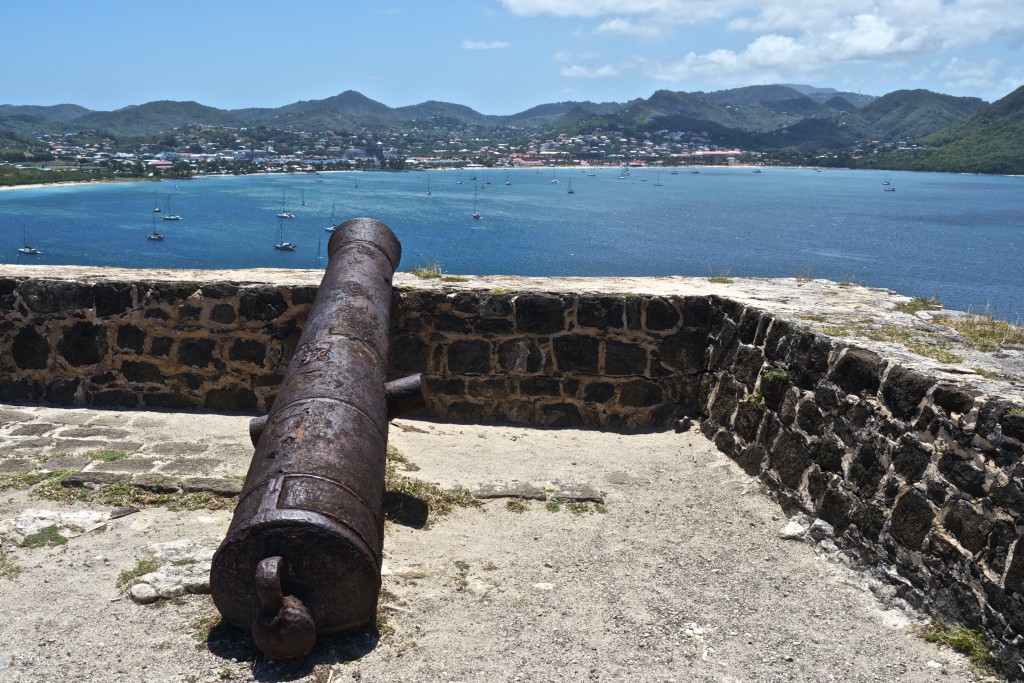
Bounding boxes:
0 413 995 683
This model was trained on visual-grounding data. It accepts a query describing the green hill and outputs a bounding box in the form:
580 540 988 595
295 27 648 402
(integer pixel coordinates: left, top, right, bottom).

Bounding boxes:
911 86 1024 174
72 101 242 134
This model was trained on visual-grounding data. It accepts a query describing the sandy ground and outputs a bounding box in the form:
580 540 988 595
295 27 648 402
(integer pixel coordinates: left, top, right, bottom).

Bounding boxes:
0 411 994 683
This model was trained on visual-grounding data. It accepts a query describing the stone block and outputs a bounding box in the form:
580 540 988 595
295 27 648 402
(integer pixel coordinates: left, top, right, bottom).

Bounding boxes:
131 473 181 493
644 298 679 331
731 345 765 388
734 445 765 476
538 403 583 427
121 361 164 384
178 339 216 368
604 341 646 376
893 436 931 482
12 327 49 369
151 337 173 357
93 283 134 317
239 288 288 321
941 500 992 555
619 379 664 408
209 303 237 325
289 285 317 305
229 339 266 366
932 384 978 417
61 471 132 487
201 283 240 299
733 400 762 443
19 279 92 315
144 307 171 321
625 296 644 330
553 335 599 374
91 390 138 408
57 321 106 367
144 392 194 409
577 296 624 329
850 441 886 497
497 338 543 373
817 485 852 532
890 488 935 549
205 387 257 412
390 336 430 377
796 399 824 434
881 364 933 421
827 348 884 395
938 448 987 497
448 339 492 375
659 327 707 373
771 430 810 489
519 377 560 397
181 477 244 496
736 308 762 345
583 381 615 404
514 294 565 334
446 401 486 422
116 324 146 354
45 379 80 404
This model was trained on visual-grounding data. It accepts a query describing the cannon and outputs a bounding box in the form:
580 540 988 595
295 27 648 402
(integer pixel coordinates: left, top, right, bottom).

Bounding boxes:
210 217 428 660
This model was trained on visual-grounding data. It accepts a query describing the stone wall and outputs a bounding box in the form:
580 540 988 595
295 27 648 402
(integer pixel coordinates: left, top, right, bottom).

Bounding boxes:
3 268 1024 676
695 299 1024 675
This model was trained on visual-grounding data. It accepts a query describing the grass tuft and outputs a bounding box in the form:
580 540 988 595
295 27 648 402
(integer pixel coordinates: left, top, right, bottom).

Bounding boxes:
20 525 68 549
934 314 1024 353
707 276 733 284
0 552 22 579
384 446 480 526
894 296 943 315
920 619 993 670
505 499 529 513
117 559 161 587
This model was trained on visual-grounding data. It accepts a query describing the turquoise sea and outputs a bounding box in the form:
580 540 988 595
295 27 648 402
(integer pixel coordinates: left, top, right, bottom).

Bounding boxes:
1 167 1021 321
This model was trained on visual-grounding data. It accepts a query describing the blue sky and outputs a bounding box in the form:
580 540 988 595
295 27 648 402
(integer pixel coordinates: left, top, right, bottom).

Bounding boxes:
3 0 1023 113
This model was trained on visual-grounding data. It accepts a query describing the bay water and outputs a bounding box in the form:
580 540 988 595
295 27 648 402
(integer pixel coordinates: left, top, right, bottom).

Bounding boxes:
1 167 1021 321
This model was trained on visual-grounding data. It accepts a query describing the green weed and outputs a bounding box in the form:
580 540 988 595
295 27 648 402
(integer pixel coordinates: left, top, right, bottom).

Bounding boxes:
20 525 68 549
505 499 529 513
920 619 993 670
894 296 943 315
0 552 22 579
117 559 161 587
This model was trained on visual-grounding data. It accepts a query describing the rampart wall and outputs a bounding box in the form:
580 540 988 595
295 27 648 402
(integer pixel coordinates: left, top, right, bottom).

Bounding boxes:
2 267 1023 676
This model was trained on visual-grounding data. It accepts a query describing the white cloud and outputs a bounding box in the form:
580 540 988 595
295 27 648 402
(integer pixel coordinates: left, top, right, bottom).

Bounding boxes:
461 40 511 50
561 64 621 78
595 18 662 38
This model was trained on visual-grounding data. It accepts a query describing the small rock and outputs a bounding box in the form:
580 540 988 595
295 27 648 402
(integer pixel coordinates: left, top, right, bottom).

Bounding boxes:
129 583 160 604
808 519 835 542
675 417 692 433
474 482 546 501
779 520 807 540
550 482 604 504
151 539 214 563
533 582 554 591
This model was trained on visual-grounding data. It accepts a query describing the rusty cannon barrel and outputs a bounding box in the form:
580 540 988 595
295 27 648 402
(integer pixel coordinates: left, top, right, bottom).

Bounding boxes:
210 217 427 660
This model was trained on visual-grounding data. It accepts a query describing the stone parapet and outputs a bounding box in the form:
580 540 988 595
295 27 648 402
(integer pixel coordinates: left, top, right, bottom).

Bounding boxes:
2 264 1024 677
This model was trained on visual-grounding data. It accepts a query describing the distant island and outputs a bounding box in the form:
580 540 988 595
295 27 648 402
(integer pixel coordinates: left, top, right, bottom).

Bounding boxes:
2 83 1023 186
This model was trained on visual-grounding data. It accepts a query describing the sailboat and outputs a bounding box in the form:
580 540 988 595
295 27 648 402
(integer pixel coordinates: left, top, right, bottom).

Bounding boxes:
472 187 481 219
17 225 40 255
504 172 511 186
161 196 181 221
654 172 663 187
276 190 294 218
550 168 559 184
274 216 297 251
300 190 306 206
147 211 164 241
426 176 432 196
313 239 323 268
567 178 575 195
325 201 337 232
456 171 463 185
153 200 161 213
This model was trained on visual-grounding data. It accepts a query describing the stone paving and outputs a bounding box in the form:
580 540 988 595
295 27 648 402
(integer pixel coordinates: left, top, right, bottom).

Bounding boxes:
0 403 253 496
